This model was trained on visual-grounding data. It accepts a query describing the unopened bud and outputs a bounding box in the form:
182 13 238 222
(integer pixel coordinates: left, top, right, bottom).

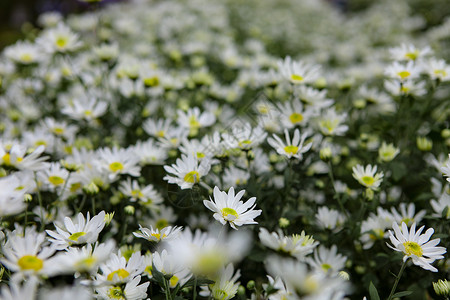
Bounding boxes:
416 136 432 151
279 217 290 228
83 182 99 195
320 147 332 161
104 212 114 225
433 279 450 297
124 205 135 215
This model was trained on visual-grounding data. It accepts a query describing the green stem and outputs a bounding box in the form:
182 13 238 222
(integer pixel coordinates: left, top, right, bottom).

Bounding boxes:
56 172 72 202
193 276 197 300
77 194 86 213
164 278 172 300
92 195 96 215
387 259 408 300
327 161 349 218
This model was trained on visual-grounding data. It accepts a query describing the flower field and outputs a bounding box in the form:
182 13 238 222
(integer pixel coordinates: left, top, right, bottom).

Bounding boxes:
0 0 449 299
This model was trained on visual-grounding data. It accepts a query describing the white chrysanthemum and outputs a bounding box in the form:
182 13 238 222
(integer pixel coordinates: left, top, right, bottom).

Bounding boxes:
96 251 145 285
46 211 106 250
132 139 168 165
152 249 192 288
267 128 312 160
315 207 346 231
387 222 447 272
4 42 44 65
1 228 56 279
36 23 82 53
277 56 320 84
222 166 250 189
389 43 432 61
200 263 241 300
378 142 400 162
352 164 384 190
266 257 350 300
277 98 316 129
0 276 38 300
203 186 262 230
430 192 450 219
259 228 318 259
177 107 216 132
163 154 211 189
96 147 141 181
133 225 182 243
52 241 115 275
307 245 347 275
38 162 70 192
390 203 426 227
442 154 450 182
61 96 108 122
221 122 267 150
0 175 27 217
385 61 421 82
119 178 163 206
422 58 450 81
0 144 48 171
142 118 174 139
316 109 348 136
96 275 150 300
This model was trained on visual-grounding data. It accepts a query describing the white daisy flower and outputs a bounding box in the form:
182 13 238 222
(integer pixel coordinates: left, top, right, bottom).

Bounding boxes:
307 245 347 275
315 207 346 232
95 275 149 300
4 42 44 65
0 144 48 171
316 109 349 136
119 178 163 205
1 228 56 279
221 122 267 150
96 251 145 285
132 139 168 165
378 142 400 162
163 154 211 189
96 147 141 181
276 98 316 129
385 61 421 82
222 166 250 189
133 225 182 243
176 107 216 134
46 211 106 250
430 192 450 219
387 222 447 272
267 128 312 160
0 175 27 217
422 58 450 81
390 203 426 227
442 154 450 182
352 164 384 190
142 118 174 139
389 43 432 61
294 85 334 109
61 96 108 122
203 186 262 230
152 249 192 288
36 23 82 54
52 240 115 275
258 228 319 259
277 56 320 84
200 263 241 300
0 276 38 300
38 162 70 192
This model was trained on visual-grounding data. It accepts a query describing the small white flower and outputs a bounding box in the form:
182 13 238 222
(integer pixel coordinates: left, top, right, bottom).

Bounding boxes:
133 225 182 243
177 107 216 132
259 228 318 259
119 178 163 206
163 154 211 189
267 128 312 160
95 275 150 300
0 276 38 300
385 61 421 82
277 56 320 84
200 263 241 300
389 43 432 61
316 109 348 136
46 211 106 250
422 58 450 81
96 251 145 285
203 186 262 230
96 147 141 181
442 154 450 183
307 245 347 275
387 222 447 272
352 164 384 190
36 23 82 54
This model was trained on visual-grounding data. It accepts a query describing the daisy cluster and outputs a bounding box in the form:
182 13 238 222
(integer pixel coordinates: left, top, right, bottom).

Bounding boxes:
0 0 449 299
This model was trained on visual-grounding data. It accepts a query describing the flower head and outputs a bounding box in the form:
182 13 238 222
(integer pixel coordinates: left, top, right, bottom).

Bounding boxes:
203 186 262 230
352 164 384 190
387 222 446 272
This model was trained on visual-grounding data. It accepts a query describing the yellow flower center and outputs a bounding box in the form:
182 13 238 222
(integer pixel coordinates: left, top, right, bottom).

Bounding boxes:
184 171 200 183
107 286 125 300
397 71 411 79
197 152 205 159
361 176 374 186
49 175 65 186
131 189 144 198
2 153 11 165
70 182 82 193
143 76 159 87
189 116 201 129
284 145 299 155
221 207 238 221
107 268 130 281
156 130 165 138
18 255 44 272
404 51 419 60
145 265 153 276
75 257 96 271
403 241 423 257
434 69 447 77
53 127 65 135
109 162 124 173
68 231 86 241
369 228 385 240
56 37 68 49
169 275 179 288
289 112 304 124
84 110 93 117
290 74 304 82
20 53 33 63
321 263 332 272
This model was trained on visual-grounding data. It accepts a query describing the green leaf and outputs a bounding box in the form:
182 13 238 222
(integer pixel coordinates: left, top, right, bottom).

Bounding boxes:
369 282 380 300
392 291 413 298
391 162 407 182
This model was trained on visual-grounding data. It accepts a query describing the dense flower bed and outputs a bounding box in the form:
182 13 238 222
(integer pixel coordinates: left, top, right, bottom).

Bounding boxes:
0 0 449 299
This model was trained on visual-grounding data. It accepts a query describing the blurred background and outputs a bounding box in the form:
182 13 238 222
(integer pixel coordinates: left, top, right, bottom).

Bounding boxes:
1 0 450 50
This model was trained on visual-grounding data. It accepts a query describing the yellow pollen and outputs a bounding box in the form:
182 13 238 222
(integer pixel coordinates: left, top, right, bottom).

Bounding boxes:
143 76 159 87
109 162 124 173
53 127 65 135
144 265 153 276
403 241 423 257
56 37 68 48
321 263 332 272
184 171 200 183
404 51 419 60
289 112 304 124
197 152 205 159
221 207 238 220
84 110 93 116
156 130 165 138
76 257 96 270
189 116 201 129
18 255 44 272
169 275 179 287
107 268 130 281
68 231 86 241
290 74 304 82
361 176 375 186
20 53 33 63
2 153 11 165
434 69 447 77
284 145 299 155
70 182 82 193
397 71 411 79
107 286 125 300
151 233 161 240
49 175 65 186
35 140 47 147
131 189 144 198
